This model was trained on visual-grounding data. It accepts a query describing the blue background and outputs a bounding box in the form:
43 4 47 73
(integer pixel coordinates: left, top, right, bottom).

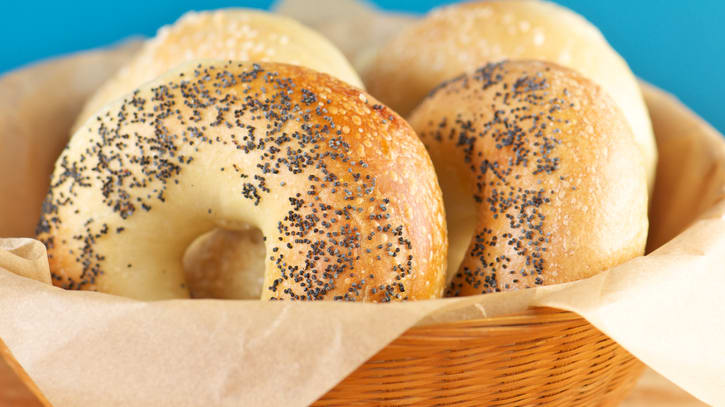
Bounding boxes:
2 1 723 134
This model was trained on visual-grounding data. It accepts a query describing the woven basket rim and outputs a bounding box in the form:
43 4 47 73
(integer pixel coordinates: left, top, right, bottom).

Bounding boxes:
409 307 578 333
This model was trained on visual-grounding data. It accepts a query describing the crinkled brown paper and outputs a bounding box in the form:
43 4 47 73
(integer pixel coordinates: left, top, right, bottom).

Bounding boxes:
1 2 724 406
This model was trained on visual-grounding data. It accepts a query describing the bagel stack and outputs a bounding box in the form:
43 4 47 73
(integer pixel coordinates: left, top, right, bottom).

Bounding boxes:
37 2 652 302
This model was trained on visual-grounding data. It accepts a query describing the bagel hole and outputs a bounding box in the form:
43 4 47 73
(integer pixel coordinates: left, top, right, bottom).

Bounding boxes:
182 225 266 299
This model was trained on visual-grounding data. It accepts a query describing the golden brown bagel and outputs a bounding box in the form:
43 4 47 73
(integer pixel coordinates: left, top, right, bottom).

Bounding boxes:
72 9 363 133
408 60 647 294
365 0 656 193
37 61 447 301
71 8 367 299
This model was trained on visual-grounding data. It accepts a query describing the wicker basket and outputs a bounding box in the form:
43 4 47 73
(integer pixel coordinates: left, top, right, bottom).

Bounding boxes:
4 308 642 407
314 308 644 406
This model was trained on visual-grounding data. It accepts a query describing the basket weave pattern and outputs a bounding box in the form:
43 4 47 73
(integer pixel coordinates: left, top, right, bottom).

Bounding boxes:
315 308 644 406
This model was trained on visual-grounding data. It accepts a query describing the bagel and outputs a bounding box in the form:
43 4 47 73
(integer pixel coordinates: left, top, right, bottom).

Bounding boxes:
71 8 367 299
37 61 447 301
408 60 647 294
365 0 656 192
72 9 363 133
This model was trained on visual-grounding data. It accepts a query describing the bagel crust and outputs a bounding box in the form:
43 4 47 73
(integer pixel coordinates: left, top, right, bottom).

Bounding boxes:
409 60 647 295
71 8 367 300
365 0 656 192
73 9 364 132
37 61 447 302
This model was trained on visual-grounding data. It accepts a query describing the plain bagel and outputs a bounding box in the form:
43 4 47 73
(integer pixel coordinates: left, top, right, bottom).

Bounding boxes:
37 61 447 301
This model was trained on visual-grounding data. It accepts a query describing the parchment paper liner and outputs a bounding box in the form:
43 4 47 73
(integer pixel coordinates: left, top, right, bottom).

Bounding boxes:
1 6 724 407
